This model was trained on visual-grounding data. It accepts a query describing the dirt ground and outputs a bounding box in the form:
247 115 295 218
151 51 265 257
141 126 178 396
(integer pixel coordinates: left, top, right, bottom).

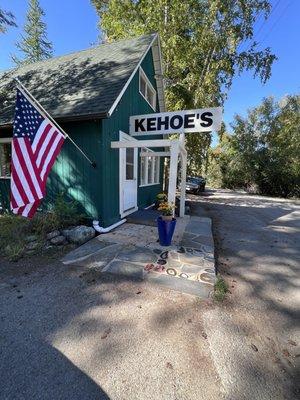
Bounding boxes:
0 249 222 400
0 189 299 400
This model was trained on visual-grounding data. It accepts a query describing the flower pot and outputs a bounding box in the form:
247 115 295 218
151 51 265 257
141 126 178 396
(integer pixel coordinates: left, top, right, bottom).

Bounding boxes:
161 215 173 221
157 216 177 246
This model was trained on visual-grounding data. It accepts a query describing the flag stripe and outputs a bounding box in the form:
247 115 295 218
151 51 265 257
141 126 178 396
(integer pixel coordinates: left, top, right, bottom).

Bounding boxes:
41 134 64 181
14 138 43 201
23 138 44 194
11 89 65 218
10 178 24 208
36 126 56 167
38 130 59 172
11 155 32 206
32 120 51 152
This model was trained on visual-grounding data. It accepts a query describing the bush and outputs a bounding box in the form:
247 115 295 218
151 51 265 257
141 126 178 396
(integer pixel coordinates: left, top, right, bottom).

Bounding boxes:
214 275 228 302
0 193 84 260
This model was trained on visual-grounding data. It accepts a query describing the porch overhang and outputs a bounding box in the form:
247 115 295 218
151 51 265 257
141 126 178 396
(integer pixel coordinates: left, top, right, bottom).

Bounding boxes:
111 135 187 217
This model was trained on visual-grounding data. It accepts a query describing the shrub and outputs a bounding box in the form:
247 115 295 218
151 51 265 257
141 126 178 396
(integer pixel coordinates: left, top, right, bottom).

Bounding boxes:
214 275 228 302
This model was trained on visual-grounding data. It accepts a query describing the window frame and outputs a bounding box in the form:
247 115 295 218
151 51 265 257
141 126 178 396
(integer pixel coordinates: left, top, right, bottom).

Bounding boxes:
0 138 12 179
139 67 157 111
139 148 160 187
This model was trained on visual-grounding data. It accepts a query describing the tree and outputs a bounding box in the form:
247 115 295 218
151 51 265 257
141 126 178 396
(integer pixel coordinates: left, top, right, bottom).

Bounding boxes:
91 0 276 171
12 0 53 66
208 95 300 198
0 8 17 33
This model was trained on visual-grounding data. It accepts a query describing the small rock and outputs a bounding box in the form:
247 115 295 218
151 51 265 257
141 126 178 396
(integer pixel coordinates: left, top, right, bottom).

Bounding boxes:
62 225 95 245
251 343 258 352
201 332 208 339
101 328 111 339
17 295 23 299
282 349 291 358
50 235 66 245
26 241 39 250
25 235 38 243
288 340 297 346
166 362 173 369
136 291 141 294
46 230 60 240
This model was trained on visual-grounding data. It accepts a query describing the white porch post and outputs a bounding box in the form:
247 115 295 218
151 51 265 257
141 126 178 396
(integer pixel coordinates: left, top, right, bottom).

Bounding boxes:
168 141 179 213
179 133 187 218
179 151 187 217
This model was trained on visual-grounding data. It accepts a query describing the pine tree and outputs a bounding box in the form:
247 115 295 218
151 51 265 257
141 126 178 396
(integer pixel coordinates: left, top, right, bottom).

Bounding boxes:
12 0 53 66
0 9 17 33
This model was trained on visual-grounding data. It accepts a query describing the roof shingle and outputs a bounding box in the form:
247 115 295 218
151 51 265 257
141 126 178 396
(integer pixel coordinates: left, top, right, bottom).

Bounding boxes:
0 34 156 127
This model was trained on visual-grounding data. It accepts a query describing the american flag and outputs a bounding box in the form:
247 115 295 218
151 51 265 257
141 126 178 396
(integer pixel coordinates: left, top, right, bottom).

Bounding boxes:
11 88 65 218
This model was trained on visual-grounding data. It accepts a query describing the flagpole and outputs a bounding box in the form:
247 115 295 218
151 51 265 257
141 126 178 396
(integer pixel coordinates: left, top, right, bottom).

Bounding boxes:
14 78 97 168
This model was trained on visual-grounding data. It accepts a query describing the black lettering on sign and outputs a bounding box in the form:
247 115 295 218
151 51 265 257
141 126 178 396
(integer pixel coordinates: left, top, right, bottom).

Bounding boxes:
147 117 157 131
170 115 183 130
184 113 195 129
200 112 213 128
157 116 169 130
135 118 146 132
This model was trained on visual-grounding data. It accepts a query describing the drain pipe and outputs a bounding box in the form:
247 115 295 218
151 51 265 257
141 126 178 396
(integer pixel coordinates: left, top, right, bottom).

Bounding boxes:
93 218 126 234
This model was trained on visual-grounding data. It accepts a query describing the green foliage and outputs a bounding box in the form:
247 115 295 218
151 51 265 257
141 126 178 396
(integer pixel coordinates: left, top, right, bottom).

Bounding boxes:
0 8 16 33
30 193 84 236
214 275 228 302
12 0 53 66
207 94 300 198
0 194 83 261
91 0 276 172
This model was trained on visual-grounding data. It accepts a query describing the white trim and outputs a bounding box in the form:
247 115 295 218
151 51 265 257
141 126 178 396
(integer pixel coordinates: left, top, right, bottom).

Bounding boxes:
140 151 170 157
139 183 160 188
139 66 157 111
121 206 138 218
112 139 172 149
119 131 138 218
107 33 166 117
139 147 160 186
108 34 159 117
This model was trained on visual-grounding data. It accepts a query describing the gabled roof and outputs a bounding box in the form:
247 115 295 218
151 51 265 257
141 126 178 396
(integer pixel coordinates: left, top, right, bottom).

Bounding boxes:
0 34 165 128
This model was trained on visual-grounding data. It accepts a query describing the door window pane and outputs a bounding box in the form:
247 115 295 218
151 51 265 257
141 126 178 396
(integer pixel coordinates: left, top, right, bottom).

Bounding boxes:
126 148 134 180
147 157 153 183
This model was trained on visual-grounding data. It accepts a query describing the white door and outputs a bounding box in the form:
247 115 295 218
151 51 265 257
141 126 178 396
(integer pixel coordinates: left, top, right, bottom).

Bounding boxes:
119 132 138 217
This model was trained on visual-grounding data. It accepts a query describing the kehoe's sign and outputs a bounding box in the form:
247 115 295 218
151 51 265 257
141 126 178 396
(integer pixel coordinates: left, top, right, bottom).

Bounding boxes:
129 107 222 136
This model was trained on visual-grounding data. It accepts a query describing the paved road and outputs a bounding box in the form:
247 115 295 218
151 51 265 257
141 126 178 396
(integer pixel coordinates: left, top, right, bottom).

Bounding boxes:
190 189 300 400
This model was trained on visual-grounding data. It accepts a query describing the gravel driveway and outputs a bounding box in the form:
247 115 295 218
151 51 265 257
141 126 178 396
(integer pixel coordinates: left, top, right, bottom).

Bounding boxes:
191 189 300 400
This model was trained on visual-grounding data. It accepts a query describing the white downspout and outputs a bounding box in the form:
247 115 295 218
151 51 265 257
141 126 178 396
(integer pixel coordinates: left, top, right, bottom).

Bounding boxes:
93 218 126 234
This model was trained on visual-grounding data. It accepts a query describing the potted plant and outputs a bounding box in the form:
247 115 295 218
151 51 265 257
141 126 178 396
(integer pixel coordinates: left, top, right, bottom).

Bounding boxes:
157 201 176 246
155 192 167 209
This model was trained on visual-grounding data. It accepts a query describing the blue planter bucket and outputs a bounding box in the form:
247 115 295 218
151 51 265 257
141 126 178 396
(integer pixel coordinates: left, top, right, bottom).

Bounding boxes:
157 216 177 246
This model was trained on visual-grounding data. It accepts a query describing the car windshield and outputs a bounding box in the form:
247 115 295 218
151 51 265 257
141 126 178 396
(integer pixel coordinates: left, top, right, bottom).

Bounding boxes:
189 178 200 184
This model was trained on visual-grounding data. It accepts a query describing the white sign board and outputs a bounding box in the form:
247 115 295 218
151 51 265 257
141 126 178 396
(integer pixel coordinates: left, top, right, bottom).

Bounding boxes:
129 107 222 136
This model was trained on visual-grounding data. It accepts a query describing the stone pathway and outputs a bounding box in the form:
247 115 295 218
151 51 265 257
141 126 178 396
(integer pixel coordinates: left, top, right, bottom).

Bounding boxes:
62 216 216 298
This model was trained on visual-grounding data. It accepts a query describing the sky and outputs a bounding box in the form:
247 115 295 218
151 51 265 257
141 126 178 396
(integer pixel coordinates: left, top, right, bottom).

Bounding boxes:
0 0 299 146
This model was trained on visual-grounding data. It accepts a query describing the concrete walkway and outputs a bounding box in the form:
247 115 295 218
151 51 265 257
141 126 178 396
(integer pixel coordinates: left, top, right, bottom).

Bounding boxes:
62 216 216 298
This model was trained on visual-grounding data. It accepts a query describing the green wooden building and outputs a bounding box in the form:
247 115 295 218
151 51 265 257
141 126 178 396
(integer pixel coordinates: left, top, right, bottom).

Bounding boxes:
0 34 166 227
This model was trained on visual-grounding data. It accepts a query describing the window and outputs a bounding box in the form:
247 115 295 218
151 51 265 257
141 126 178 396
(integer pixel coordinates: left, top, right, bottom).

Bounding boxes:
140 149 160 186
126 148 134 180
0 139 11 178
139 67 157 110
